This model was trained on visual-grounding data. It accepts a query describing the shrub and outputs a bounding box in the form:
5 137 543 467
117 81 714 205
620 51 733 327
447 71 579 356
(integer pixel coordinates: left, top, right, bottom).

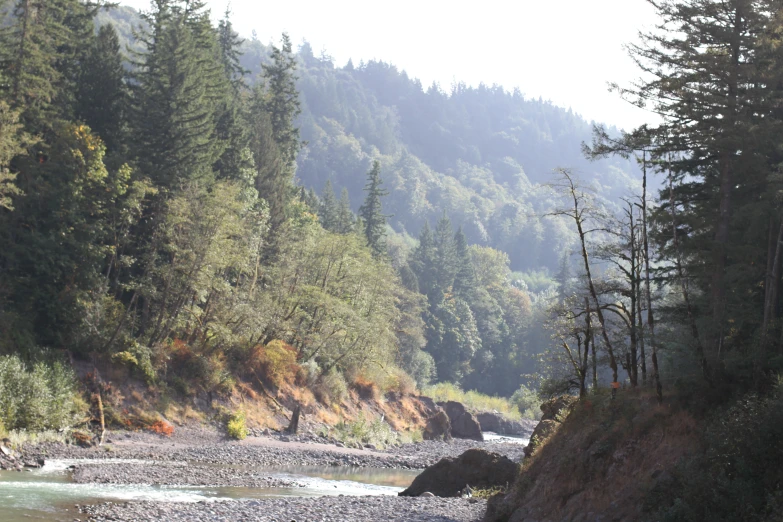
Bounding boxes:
314 368 348 405
0 354 86 432
328 412 403 449
422 382 521 420
226 409 248 440
149 420 174 437
511 384 543 420
251 340 299 387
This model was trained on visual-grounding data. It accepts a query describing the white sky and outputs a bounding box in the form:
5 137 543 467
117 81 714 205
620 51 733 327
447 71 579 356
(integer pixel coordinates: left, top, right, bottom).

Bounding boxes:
120 0 659 130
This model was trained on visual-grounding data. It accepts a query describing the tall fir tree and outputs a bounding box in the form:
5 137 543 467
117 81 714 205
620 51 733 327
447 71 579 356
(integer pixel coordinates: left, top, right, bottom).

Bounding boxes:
130 0 226 189
319 180 338 231
76 24 128 156
336 187 354 234
358 160 389 257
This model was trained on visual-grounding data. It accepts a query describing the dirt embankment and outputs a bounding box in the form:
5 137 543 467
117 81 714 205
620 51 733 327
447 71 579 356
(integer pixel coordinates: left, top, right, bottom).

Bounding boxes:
485 389 701 522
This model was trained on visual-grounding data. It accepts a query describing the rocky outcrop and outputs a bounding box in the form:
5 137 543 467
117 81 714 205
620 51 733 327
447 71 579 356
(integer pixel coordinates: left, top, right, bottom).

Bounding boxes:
439 401 484 441
399 449 517 497
476 412 536 437
423 409 453 441
523 395 577 457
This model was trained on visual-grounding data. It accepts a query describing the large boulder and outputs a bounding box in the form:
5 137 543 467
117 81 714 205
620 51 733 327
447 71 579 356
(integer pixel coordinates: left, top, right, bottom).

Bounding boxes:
399 449 517 497
540 395 577 422
476 412 535 437
522 395 577 457
423 409 452 441
439 401 484 441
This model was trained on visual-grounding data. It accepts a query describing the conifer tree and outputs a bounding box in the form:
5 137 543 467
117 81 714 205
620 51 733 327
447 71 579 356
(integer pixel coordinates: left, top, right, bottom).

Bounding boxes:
336 188 355 234
261 33 302 169
0 0 97 134
319 180 338 231
76 24 128 155
433 212 457 291
453 226 477 300
358 160 389 257
131 0 224 189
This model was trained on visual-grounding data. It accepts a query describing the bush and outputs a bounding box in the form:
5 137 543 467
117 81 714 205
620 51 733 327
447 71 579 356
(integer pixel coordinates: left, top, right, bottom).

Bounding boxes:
226 409 248 440
0 354 86 431
314 368 348 405
251 340 299 387
649 386 783 521
511 384 543 420
327 412 405 449
422 382 521 419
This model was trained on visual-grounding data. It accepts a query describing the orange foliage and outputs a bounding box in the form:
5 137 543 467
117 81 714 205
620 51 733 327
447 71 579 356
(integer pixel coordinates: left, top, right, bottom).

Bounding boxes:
250 340 299 387
149 420 174 437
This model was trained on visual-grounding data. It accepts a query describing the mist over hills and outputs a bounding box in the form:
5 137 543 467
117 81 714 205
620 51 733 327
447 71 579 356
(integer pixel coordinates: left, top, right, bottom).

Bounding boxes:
102 5 641 274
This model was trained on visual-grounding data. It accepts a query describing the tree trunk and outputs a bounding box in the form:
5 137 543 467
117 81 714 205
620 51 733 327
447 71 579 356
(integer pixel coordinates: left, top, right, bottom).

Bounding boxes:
286 403 301 434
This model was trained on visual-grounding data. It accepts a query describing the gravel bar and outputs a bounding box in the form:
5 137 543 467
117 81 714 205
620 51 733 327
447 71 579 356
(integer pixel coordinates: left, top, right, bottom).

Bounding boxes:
81 496 487 521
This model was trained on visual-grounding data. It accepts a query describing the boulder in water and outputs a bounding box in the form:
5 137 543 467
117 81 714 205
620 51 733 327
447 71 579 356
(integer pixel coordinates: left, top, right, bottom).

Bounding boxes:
423 409 452 441
399 448 517 497
439 401 484 441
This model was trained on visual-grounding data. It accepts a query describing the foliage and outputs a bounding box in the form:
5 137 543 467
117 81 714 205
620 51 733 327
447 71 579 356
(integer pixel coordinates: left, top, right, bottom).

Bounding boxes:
314 368 349 405
648 386 783 521
325 411 413 449
511 384 543 420
251 340 299 387
0 354 86 431
149 419 174 437
422 382 521 420
226 409 248 440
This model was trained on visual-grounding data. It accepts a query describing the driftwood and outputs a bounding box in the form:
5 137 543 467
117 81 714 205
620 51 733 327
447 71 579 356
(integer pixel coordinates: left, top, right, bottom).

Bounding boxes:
94 392 106 446
286 403 301 434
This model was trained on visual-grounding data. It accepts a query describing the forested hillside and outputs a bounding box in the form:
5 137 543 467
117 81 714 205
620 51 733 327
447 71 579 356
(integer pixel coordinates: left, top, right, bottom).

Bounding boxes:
99 5 642 274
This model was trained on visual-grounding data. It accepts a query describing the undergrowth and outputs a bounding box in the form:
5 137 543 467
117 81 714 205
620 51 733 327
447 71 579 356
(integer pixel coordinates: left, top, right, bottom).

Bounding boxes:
0 354 87 432
226 409 248 440
422 382 521 420
320 412 422 449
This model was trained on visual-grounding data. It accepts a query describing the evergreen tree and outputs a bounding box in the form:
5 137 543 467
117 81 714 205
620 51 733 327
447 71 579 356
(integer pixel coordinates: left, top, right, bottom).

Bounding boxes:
131 0 226 189
358 160 389 257
261 33 302 170
411 221 437 298
336 187 355 234
319 180 338 231
76 24 128 155
433 212 457 291
0 0 97 134
452 225 476 300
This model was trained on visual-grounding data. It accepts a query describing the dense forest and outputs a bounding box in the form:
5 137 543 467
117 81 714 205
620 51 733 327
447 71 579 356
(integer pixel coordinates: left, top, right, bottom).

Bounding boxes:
0 0 646 406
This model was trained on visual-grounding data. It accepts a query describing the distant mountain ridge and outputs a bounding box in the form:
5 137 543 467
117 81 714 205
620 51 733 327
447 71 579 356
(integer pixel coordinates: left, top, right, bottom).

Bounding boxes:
102 5 640 272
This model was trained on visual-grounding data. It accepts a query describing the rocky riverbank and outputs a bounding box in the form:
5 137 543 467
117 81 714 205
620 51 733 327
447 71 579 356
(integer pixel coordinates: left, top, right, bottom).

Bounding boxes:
80 496 487 521
20 426 527 472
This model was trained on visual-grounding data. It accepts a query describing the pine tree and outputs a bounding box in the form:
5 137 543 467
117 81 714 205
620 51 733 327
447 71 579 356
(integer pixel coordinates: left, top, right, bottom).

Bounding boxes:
0 0 97 134
319 180 338 231
131 0 225 189
358 160 389 257
411 221 437 298
452 226 477 300
76 24 128 155
261 33 302 170
336 187 355 234
433 212 458 291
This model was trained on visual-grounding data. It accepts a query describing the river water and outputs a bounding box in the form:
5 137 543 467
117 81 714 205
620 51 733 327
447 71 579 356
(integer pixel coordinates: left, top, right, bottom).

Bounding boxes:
0 459 420 522
0 433 528 521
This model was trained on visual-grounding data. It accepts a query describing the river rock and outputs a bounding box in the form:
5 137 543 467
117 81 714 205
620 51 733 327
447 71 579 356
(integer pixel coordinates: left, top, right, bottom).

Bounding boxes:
476 412 535 437
439 401 484 441
423 410 452 441
399 448 517 497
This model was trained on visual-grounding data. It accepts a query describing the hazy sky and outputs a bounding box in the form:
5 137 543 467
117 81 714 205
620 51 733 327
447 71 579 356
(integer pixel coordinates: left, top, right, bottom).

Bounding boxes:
121 0 659 130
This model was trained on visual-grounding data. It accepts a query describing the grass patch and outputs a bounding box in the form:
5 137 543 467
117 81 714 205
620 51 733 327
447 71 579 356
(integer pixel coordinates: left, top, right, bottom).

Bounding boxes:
320 412 421 449
226 409 248 440
422 382 521 420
